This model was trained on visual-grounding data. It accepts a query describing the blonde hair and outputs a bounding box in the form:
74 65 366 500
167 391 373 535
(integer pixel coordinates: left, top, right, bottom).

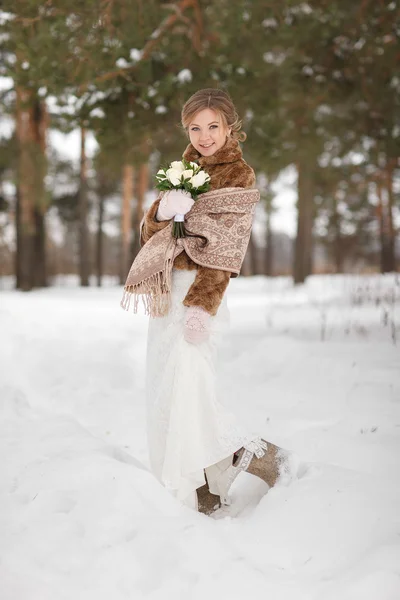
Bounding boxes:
181 88 247 142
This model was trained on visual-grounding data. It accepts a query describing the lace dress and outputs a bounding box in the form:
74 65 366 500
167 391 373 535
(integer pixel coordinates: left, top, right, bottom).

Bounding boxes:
145 268 255 509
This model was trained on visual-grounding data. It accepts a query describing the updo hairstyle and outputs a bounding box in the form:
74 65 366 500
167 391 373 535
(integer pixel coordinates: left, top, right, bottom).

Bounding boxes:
181 88 246 142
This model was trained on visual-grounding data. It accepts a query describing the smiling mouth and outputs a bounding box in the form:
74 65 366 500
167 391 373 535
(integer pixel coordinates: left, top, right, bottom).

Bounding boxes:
200 143 214 148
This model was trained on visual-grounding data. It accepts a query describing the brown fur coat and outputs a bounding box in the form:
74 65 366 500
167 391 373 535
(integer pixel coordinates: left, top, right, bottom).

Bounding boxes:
140 136 256 315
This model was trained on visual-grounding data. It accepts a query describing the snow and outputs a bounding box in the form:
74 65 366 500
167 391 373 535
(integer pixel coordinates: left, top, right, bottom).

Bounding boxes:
48 128 99 161
176 69 192 83
115 57 130 69
0 12 14 25
130 49 143 63
1 274 400 599
89 108 106 119
270 165 297 237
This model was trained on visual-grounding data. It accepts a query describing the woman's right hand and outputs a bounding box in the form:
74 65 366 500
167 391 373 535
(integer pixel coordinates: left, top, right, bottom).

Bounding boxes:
184 306 211 344
156 189 194 221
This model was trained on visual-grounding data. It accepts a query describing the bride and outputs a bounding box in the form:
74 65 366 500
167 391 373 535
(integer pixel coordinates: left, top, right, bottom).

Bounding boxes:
122 88 296 514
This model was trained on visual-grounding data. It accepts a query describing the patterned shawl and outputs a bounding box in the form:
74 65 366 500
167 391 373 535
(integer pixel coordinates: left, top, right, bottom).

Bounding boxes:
121 187 260 317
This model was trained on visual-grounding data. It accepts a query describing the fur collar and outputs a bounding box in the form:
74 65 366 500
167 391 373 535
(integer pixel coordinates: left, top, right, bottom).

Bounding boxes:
182 136 243 167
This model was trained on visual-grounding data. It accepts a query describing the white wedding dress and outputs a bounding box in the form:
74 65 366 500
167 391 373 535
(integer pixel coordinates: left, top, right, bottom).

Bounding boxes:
145 268 256 509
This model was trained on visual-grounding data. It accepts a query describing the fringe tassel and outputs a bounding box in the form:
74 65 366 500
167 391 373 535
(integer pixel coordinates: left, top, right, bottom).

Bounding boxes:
120 256 175 318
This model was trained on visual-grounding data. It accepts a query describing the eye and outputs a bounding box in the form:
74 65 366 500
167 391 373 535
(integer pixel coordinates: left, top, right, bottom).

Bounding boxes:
210 125 218 129
190 127 200 131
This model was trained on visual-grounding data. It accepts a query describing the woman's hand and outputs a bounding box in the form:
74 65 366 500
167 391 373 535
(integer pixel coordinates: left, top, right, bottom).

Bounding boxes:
157 189 194 221
184 306 211 344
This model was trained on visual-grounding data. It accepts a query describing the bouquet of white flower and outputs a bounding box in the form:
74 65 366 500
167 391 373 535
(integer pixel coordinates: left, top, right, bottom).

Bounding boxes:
155 159 211 238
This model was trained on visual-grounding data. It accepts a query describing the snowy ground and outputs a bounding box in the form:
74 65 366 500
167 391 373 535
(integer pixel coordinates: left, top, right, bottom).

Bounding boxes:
1 274 400 600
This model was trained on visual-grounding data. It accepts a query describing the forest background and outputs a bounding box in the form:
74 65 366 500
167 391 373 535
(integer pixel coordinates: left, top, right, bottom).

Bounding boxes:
0 0 399 291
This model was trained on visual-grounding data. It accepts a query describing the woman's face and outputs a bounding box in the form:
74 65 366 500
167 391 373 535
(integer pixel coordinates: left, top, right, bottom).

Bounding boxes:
188 108 231 157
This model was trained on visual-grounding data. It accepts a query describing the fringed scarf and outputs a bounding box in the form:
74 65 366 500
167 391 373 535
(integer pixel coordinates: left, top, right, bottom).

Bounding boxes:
121 187 260 317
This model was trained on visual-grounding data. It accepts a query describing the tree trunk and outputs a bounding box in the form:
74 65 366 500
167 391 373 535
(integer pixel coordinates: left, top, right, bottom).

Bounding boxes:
15 88 48 291
241 250 252 276
265 208 273 276
131 161 149 261
293 158 314 284
33 206 47 287
15 187 22 289
248 232 258 275
385 160 396 272
263 180 274 276
120 164 134 284
96 188 105 287
377 181 386 273
332 190 343 273
79 127 90 286
32 99 48 288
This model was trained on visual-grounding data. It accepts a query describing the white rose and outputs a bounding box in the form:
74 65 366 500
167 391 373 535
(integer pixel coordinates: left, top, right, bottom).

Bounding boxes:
170 161 185 172
181 169 194 180
189 171 210 188
166 167 183 186
189 161 198 169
